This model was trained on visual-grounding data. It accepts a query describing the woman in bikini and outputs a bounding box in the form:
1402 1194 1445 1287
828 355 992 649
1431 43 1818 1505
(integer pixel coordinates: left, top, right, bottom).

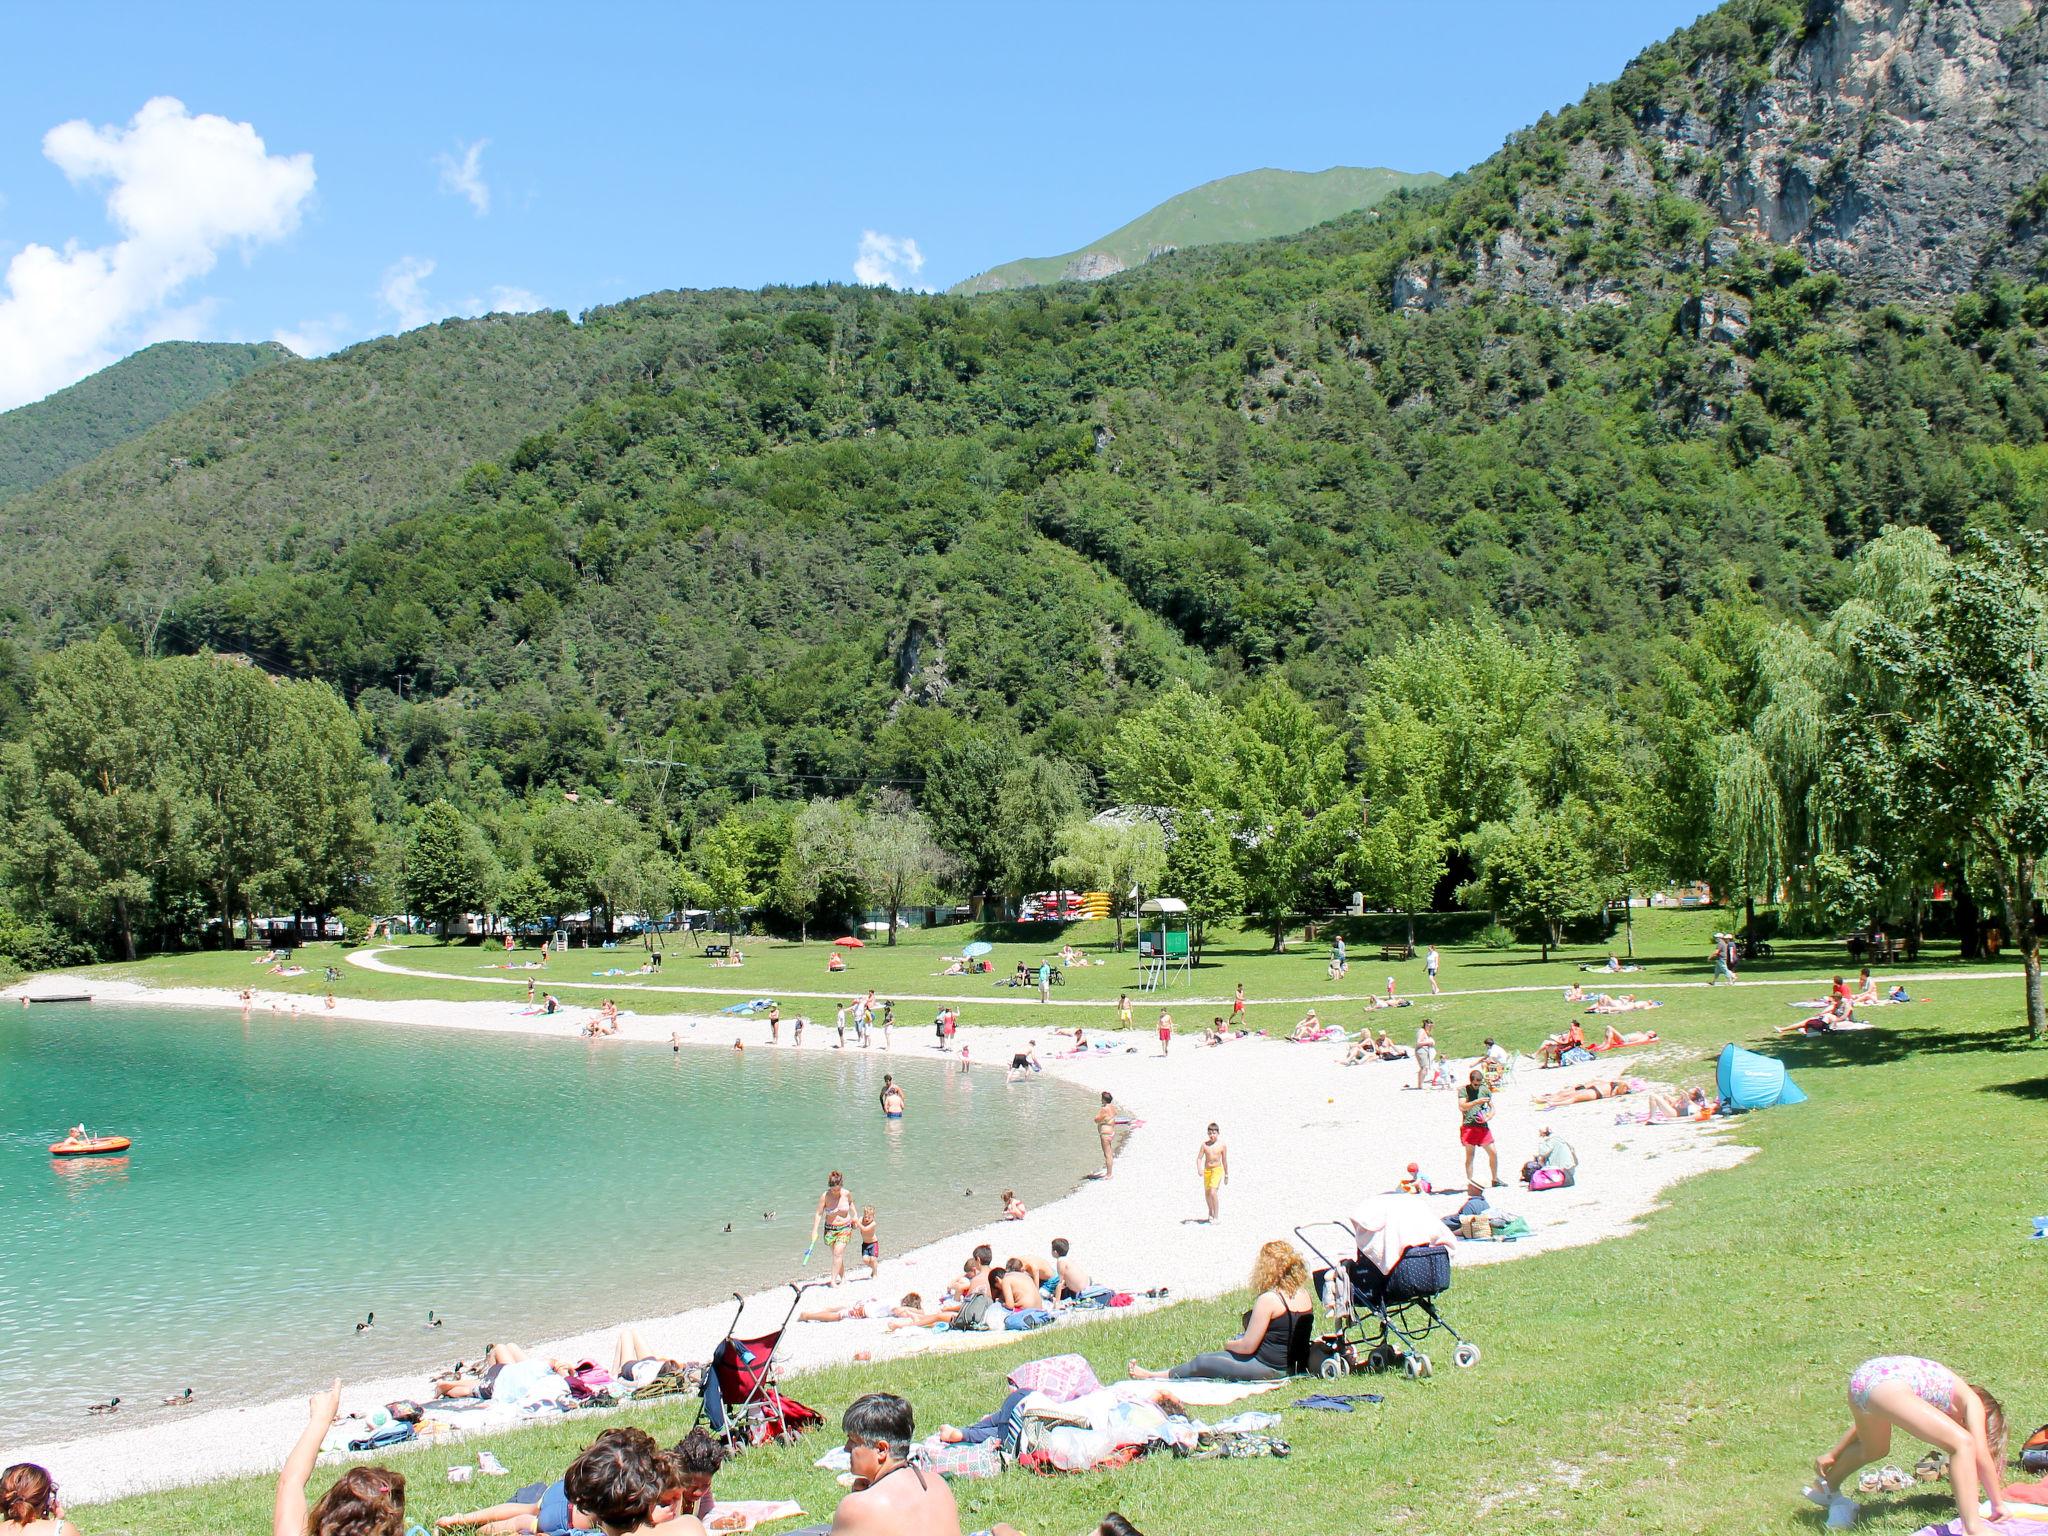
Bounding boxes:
1532 1076 1647 1108
808 1171 858 1286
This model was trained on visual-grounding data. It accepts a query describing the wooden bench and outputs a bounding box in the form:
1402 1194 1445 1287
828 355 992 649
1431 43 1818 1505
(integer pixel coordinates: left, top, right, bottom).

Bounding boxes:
703 943 730 959
1379 942 1415 962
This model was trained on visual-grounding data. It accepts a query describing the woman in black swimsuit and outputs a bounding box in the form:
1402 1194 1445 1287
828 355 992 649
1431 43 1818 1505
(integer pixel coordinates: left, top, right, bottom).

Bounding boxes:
1127 1241 1314 1382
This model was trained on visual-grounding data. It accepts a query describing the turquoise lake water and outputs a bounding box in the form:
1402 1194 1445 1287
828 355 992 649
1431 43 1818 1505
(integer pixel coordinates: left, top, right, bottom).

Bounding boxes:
0 1004 1097 1446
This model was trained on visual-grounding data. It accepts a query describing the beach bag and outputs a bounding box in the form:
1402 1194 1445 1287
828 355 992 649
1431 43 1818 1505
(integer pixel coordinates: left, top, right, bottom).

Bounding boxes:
955 1293 995 1331
1492 1214 1532 1240
385 1399 423 1423
1529 1167 1569 1191
1560 1045 1594 1066
2022 1424 2048 1472
565 1363 613 1399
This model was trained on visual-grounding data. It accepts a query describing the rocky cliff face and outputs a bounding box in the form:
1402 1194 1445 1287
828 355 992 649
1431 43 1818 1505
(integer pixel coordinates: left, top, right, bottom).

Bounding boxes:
1651 0 2048 302
1395 0 2048 317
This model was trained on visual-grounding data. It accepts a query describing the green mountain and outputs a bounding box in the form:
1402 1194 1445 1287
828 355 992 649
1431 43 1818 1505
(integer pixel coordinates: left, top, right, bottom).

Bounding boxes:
947 166 1441 294
0 340 294 502
2 0 2043 816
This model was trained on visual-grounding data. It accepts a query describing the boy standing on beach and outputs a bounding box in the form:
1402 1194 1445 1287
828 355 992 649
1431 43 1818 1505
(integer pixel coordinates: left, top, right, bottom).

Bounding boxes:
1157 1009 1173 1055
1196 1122 1229 1222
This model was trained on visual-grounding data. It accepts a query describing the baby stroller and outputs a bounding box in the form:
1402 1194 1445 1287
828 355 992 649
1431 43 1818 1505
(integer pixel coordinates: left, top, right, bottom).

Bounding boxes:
696 1285 822 1450
1295 1221 1480 1380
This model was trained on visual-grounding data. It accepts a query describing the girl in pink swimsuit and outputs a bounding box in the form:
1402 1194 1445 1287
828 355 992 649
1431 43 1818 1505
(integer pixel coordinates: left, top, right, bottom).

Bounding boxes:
1808 1356 2007 1532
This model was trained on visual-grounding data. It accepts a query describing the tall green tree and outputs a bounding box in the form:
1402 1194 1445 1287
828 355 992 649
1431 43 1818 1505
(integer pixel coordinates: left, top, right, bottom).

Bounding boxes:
16 633 174 959
1348 714 1450 947
1842 531 2048 1038
776 797 865 942
404 800 489 936
1474 805 1606 960
1161 810 1244 961
856 792 954 945
1228 681 1355 951
995 757 1084 903
922 735 1013 906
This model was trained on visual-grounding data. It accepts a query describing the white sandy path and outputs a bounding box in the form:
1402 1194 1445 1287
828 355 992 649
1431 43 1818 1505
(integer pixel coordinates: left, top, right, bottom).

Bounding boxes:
8 971 1764 1503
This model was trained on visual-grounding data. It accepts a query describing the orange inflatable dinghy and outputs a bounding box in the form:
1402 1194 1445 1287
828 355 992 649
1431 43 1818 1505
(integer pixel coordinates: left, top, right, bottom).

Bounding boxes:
49 1135 131 1156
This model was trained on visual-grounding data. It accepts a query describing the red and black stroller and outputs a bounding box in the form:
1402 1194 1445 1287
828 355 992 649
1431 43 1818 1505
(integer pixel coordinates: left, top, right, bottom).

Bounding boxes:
697 1285 821 1450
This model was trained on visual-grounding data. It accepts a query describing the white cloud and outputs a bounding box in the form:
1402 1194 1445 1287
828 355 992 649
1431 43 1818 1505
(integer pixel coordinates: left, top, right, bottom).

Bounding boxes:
435 138 490 216
0 96 315 410
469 284 543 315
378 255 437 331
274 312 350 357
854 229 926 289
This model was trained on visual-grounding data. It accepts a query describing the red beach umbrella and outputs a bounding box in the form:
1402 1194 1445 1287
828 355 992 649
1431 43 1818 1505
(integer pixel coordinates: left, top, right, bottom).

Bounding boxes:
833 936 866 948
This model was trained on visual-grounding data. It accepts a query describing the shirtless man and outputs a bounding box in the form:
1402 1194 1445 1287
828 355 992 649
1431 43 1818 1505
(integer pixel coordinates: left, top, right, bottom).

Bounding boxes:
829 1393 961 1535
1051 1237 1088 1300
1093 1091 1120 1179
879 1076 906 1119
1195 1122 1229 1222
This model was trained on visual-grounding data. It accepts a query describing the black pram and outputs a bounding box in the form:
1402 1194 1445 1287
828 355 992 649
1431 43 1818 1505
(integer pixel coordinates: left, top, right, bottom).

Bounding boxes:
1294 1221 1480 1380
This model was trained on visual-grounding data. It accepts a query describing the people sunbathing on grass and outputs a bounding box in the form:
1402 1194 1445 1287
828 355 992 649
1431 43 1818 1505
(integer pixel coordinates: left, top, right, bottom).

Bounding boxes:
1588 993 1659 1014
1538 1018 1587 1067
1850 967 1883 1006
1598 1024 1657 1049
1128 1240 1313 1382
1778 994 1855 1035
1563 982 1588 1002
1532 1076 1648 1108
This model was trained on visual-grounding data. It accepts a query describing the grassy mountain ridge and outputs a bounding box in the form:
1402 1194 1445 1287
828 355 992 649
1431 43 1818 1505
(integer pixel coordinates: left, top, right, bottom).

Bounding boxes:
0 340 293 501
2 0 2045 815
947 165 1441 294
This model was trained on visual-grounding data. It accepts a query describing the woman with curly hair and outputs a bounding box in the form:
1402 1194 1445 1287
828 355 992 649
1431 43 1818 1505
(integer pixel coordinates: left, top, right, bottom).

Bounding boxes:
1127 1240 1314 1381
275 1380 406 1536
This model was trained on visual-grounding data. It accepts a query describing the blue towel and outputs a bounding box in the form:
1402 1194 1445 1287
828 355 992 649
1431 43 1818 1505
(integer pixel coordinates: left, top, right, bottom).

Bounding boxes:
1291 1393 1384 1412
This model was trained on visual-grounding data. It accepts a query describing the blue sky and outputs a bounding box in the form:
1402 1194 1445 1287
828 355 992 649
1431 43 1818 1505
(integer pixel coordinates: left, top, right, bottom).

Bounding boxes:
0 0 1712 408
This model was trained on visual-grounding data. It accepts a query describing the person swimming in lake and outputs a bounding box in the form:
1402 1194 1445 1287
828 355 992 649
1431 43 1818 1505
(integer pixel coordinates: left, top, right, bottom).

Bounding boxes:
808 1170 857 1286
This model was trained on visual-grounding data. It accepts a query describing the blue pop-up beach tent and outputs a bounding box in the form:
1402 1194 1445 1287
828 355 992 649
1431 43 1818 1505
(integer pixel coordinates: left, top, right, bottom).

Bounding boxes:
1716 1043 1807 1109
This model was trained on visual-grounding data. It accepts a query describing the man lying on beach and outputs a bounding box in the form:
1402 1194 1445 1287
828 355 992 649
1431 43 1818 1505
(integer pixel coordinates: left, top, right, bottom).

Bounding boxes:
433 1342 571 1401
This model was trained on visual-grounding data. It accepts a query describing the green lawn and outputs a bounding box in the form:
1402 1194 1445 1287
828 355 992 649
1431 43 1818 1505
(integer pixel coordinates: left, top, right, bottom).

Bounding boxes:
64 910 2044 1535
66 907 2000 1058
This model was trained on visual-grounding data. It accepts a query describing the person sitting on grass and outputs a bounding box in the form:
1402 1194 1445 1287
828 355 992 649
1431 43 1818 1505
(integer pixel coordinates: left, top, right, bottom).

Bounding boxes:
438 1425 721 1534
1128 1240 1314 1382
828 1393 962 1535
565 1428 706 1536
1778 995 1855 1036
276 1379 406 1536
1538 1018 1586 1067
1807 1358 2005 1535
1290 1009 1326 1041
1 1464 81 1536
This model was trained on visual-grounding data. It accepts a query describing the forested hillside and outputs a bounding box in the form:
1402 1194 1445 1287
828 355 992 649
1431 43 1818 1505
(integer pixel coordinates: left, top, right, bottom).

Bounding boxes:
947 165 1440 294
2 0 2047 985
0 340 292 500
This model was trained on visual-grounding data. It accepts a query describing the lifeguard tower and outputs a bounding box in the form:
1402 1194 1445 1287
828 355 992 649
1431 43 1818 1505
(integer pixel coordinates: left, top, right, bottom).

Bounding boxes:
1136 897 1191 992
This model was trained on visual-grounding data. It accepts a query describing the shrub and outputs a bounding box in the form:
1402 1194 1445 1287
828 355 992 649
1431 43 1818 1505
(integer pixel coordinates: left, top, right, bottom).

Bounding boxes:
1476 922 1518 950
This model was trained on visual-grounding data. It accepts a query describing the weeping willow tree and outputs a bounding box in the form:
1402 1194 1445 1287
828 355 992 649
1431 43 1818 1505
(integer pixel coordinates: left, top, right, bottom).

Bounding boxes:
1710 733 1786 936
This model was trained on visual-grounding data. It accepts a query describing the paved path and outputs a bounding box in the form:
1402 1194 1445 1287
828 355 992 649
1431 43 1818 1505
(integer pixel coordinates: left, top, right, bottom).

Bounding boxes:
347 946 2022 1010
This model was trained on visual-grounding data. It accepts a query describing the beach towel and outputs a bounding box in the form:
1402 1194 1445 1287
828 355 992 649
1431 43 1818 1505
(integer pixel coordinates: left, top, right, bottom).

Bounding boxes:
1589 1030 1660 1051
1558 1045 1593 1065
1108 1378 1288 1407
1907 1520 2039 1535
1352 1195 1452 1275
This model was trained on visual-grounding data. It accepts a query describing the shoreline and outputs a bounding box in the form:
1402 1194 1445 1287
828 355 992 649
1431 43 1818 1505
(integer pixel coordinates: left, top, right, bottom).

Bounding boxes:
8 971 1755 1504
